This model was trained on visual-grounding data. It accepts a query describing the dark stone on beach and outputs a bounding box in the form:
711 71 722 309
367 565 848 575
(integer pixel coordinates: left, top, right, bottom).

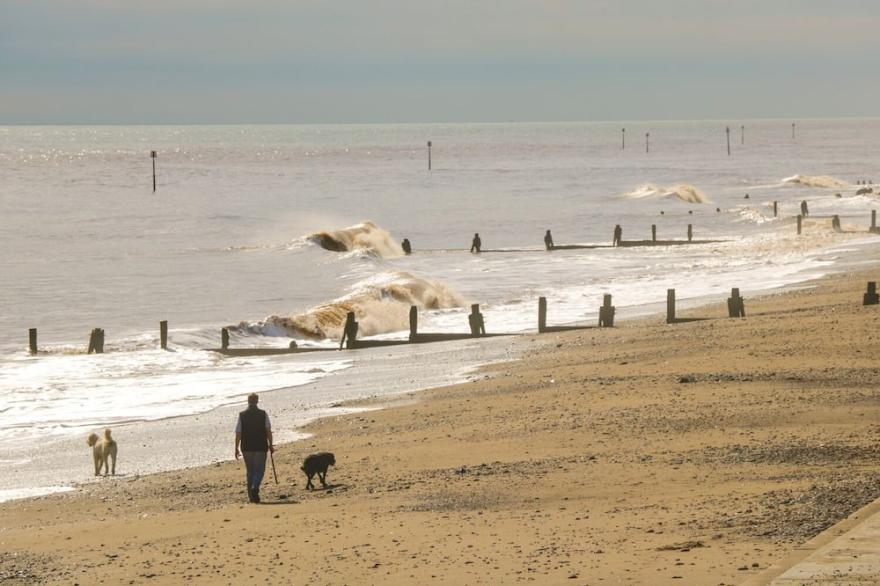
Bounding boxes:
678 376 695 384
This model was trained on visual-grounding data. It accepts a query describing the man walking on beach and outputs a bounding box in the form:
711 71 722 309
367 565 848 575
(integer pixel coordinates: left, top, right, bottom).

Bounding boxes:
234 393 274 503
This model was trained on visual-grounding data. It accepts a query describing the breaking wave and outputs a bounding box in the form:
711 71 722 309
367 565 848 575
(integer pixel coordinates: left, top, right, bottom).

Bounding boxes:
782 175 851 189
239 271 467 340
623 184 709 204
307 221 403 257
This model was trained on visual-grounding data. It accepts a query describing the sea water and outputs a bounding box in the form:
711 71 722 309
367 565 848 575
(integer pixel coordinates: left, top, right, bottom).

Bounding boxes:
2 120 879 499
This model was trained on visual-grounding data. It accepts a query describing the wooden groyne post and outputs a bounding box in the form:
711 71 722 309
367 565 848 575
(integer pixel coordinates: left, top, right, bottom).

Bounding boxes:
151 150 157 192
159 320 168 350
666 289 676 324
340 312 359 349
832 215 842 233
651 224 657 242
726 126 730 156
872 210 877 233
538 297 547 333
687 224 693 242
727 288 746 318
427 141 432 170
468 304 486 336
864 282 879 306
741 125 744 145
797 215 802 235
773 201 778 217
621 128 625 150
28 328 37 354
88 328 105 354
409 306 418 341
598 294 615 327
645 132 650 154
221 328 229 350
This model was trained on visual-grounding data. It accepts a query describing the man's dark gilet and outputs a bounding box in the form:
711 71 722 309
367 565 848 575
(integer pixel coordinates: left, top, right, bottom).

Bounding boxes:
239 406 268 452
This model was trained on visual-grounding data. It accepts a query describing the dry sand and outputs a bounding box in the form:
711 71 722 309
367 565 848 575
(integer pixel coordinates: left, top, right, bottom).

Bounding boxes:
3 270 880 585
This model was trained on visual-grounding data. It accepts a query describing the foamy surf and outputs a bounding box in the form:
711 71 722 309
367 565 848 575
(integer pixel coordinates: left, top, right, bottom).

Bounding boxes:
242 271 467 340
623 184 709 204
307 221 404 257
782 175 851 189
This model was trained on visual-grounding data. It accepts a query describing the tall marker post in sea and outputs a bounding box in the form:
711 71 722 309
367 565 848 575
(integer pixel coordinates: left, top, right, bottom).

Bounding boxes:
151 150 157 192
621 128 625 150
726 126 730 156
645 132 650 154
741 125 744 145
427 141 432 170
792 122 796 140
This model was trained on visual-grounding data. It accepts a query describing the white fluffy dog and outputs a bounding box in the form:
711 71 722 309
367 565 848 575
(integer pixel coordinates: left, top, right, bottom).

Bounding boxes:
87 428 118 476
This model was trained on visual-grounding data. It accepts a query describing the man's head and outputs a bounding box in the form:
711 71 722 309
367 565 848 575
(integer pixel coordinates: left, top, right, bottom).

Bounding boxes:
247 393 259 406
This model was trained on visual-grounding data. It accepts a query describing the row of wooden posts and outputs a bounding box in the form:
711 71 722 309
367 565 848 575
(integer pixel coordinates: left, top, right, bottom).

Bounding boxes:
27 282 880 356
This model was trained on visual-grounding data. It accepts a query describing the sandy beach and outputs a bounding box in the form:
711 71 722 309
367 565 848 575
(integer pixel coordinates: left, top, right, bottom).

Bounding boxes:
3 268 880 585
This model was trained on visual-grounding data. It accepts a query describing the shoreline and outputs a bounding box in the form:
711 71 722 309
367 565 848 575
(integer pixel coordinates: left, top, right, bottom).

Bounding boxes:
2 234 878 504
2 266 880 583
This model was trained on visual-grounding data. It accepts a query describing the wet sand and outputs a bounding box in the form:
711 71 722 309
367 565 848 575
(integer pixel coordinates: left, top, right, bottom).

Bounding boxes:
3 269 880 585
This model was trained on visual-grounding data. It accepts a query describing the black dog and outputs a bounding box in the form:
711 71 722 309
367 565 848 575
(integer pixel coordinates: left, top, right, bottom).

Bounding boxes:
301 452 335 490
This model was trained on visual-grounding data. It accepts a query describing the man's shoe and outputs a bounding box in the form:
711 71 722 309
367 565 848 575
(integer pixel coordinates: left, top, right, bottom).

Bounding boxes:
247 488 255 503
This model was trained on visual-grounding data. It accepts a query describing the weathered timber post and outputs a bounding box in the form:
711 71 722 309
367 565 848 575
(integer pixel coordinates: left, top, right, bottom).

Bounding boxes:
741 125 744 145
28 328 37 354
832 215 842 233
409 306 418 341
864 282 879 306
666 289 676 324
872 210 877 233
468 304 486 336
159 320 168 350
340 312 358 349
88 328 104 354
598 294 615 327
538 297 547 333
221 328 229 350
726 126 730 156
651 224 657 242
427 141 432 170
645 132 650 154
621 128 625 150
151 150 157 192
97 329 105 353
687 224 693 242
773 201 778 217
727 288 746 318
792 122 796 140
797 215 802 235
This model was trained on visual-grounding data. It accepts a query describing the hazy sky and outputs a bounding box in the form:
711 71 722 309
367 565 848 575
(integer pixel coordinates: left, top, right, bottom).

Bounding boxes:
2 0 878 124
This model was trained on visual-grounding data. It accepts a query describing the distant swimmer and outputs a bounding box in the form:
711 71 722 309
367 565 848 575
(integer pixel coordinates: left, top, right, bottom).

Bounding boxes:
612 224 622 247
470 233 482 253
800 200 809 217
544 230 554 251
401 238 412 255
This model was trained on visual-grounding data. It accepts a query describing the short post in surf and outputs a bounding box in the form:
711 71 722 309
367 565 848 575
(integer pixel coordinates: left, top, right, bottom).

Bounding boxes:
645 132 650 154
151 150 157 192
221 327 229 350
427 141 432 170
832 215 842 233
797 214 802 235
741 125 744 145
88 328 105 354
621 128 625 150
598 294 615 328
773 201 778 217
409 305 418 341
871 210 877 233
538 297 547 333
687 224 693 242
727 288 746 318
159 320 168 350
468 304 486 336
864 282 879 306
651 224 657 242
340 312 359 349
726 126 730 156
28 328 37 355
666 289 676 324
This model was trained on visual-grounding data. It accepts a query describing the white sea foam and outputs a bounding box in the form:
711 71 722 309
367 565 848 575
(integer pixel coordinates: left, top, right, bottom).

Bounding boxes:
783 174 851 189
623 183 710 204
